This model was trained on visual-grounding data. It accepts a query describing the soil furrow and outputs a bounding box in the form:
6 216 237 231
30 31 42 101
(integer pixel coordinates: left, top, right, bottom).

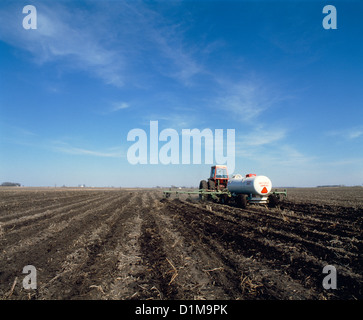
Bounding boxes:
164 198 362 299
1 187 361 300
0 192 125 299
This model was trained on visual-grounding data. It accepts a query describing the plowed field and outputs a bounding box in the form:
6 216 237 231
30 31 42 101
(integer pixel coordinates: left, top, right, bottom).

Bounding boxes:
0 187 362 300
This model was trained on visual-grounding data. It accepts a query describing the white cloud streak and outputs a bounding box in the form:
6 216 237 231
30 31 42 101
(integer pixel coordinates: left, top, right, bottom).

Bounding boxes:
112 102 130 112
215 78 288 123
240 127 287 147
327 126 363 140
0 2 126 86
0 1 202 87
51 141 124 158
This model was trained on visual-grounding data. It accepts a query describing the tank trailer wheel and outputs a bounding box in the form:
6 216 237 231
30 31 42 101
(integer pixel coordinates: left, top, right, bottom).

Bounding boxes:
236 194 248 209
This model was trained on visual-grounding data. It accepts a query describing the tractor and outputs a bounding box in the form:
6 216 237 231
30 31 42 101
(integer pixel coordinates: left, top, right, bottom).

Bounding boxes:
199 164 229 192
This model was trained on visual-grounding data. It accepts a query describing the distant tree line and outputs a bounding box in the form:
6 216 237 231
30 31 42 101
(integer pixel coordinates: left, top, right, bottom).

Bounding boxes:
316 185 345 188
1 182 21 187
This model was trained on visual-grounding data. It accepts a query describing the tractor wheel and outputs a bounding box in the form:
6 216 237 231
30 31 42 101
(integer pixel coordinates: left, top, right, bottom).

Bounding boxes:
207 180 215 200
207 179 215 190
220 194 229 205
236 194 247 209
199 180 208 200
268 194 279 208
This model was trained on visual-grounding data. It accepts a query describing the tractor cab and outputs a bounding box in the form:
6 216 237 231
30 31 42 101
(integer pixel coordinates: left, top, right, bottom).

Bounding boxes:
209 165 229 189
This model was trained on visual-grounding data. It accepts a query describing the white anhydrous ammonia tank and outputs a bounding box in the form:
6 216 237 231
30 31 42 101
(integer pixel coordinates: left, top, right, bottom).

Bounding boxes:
228 174 272 196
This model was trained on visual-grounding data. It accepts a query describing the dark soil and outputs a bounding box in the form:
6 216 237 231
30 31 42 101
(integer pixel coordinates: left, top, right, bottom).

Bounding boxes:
0 187 362 300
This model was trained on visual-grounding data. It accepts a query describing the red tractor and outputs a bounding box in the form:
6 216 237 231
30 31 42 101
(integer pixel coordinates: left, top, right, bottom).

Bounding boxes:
199 165 229 192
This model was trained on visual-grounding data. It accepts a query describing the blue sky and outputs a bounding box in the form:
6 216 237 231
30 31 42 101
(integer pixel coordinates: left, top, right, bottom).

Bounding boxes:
0 0 362 187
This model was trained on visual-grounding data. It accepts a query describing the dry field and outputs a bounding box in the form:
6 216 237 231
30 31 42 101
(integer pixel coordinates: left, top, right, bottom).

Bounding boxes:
0 186 362 300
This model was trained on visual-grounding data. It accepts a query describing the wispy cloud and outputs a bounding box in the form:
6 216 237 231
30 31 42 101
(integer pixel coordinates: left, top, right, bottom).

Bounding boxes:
120 1 202 85
51 141 124 158
111 102 130 112
236 142 314 168
277 145 314 166
147 25 202 84
141 112 198 131
0 123 38 146
215 78 288 123
0 124 125 158
0 2 126 87
0 1 202 87
240 126 287 147
4 124 38 137
325 157 363 167
96 101 131 115
326 126 363 140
